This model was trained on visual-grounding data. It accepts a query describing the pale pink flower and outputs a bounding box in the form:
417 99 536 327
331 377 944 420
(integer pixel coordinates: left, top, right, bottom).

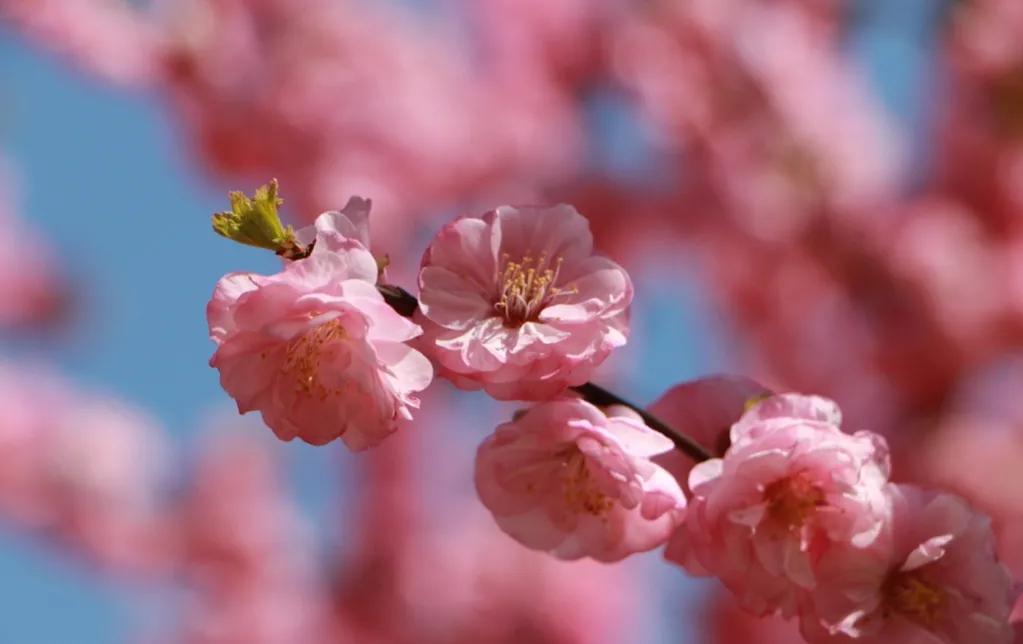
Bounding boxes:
0 0 161 86
418 205 632 401
804 485 1013 644
666 393 890 616
474 398 685 562
207 212 432 449
293 197 372 254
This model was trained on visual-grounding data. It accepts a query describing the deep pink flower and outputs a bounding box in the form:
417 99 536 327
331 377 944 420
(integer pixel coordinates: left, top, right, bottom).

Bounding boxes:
666 394 890 616
417 205 632 401
207 212 432 449
474 398 685 562
803 485 1013 644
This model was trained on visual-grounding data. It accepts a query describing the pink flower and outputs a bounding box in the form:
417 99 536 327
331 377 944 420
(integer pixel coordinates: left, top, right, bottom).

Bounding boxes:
0 0 160 86
207 212 433 449
474 398 685 562
0 161 68 331
666 393 890 616
293 196 373 254
417 205 632 401
803 485 1013 644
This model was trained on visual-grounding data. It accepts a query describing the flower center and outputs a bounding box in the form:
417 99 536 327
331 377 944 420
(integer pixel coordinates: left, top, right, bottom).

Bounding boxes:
763 472 825 531
885 573 946 627
494 253 568 326
281 319 346 399
560 450 613 517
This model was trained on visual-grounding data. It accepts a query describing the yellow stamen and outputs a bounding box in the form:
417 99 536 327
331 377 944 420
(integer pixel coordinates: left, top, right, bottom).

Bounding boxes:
763 472 825 531
886 574 946 627
281 319 346 399
560 450 613 517
494 253 573 326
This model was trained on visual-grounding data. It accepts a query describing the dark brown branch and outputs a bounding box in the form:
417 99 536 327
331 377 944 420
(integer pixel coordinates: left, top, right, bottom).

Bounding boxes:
377 284 420 318
375 283 714 462
570 382 713 462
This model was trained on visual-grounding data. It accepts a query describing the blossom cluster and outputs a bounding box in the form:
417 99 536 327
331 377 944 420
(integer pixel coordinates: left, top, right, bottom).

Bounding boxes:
669 391 1012 643
206 185 1014 643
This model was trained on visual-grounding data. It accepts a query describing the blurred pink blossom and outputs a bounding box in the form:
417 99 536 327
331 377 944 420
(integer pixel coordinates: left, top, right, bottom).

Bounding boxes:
155 0 584 257
176 433 333 644
0 0 160 85
0 363 168 573
0 161 67 330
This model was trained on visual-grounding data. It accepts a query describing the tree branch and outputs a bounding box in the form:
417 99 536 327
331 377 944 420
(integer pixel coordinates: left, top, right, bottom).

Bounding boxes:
376 283 714 462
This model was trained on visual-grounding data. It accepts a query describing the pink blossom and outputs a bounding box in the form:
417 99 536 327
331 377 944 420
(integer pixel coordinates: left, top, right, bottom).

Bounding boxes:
0 161 67 330
207 212 433 449
417 205 632 401
0 363 170 572
44 397 169 571
178 432 333 644
293 196 372 254
666 393 890 616
474 398 685 562
0 364 69 527
0 0 161 86
804 485 1013 644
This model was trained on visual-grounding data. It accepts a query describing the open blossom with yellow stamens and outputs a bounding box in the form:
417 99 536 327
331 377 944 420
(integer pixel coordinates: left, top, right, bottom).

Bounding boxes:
474 398 686 562
666 394 892 618
417 204 632 401
803 485 1013 644
207 210 433 450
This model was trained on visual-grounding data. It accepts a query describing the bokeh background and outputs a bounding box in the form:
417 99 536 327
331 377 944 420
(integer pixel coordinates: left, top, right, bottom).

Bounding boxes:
1 0 1018 642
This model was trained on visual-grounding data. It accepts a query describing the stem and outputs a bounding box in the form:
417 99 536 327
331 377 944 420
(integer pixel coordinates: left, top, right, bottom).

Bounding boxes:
377 284 419 318
570 383 713 462
376 283 714 462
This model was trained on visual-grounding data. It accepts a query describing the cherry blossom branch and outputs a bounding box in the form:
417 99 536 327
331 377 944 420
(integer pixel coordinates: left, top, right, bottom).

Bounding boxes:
376 282 714 462
569 382 713 462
